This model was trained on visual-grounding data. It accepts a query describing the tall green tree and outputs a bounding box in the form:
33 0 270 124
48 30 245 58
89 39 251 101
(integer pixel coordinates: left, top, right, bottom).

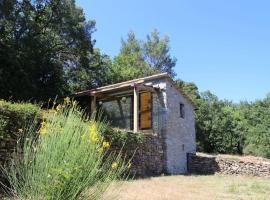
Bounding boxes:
143 29 176 78
108 30 177 83
195 91 239 153
67 48 112 92
174 79 200 103
243 96 270 158
0 0 97 101
108 32 152 84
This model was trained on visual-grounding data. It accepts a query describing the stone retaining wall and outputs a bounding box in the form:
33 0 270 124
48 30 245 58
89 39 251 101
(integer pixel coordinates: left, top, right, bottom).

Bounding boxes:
0 138 17 167
110 134 164 176
187 153 270 177
0 138 17 195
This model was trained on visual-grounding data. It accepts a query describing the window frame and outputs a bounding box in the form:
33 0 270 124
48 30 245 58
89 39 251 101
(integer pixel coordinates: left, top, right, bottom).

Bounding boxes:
180 103 185 119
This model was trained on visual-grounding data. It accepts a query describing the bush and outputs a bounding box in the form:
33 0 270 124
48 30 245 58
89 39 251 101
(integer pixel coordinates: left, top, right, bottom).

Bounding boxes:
4 99 129 200
0 100 41 140
102 126 144 148
243 124 270 158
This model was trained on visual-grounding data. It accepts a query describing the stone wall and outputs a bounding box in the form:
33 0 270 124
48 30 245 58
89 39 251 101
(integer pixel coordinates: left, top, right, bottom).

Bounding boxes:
187 153 270 177
110 133 165 176
165 80 196 174
0 139 16 167
0 138 17 195
130 134 164 176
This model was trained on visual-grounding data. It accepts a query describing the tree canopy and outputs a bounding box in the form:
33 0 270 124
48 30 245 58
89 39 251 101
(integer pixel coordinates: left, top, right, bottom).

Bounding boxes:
0 0 98 101
107 30 177 84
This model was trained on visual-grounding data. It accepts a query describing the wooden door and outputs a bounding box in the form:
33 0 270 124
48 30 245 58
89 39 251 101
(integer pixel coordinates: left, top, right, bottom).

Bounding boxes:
139 92 152 129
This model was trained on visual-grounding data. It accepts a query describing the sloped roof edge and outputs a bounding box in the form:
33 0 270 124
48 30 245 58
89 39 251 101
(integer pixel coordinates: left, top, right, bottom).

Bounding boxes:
72 72 196 108
73 73 169 96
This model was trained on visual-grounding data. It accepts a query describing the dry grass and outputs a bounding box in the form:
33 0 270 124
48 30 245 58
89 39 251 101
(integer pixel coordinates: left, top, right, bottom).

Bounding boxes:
102 174 270 200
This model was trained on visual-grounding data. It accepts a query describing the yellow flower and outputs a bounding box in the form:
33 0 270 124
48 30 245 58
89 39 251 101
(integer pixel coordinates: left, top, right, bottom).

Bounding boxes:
58 127 64 133
41 121 46 127
81 134 87 141
39 120 48 136
42 112 46 120
39 127 47 136
49 109 57 114
18 128 23 133
97 147 103 154
102 141 110 149
64 97 71 104
56 104 62 111
111 162 118 170
72 101 77 107
89 123 99 142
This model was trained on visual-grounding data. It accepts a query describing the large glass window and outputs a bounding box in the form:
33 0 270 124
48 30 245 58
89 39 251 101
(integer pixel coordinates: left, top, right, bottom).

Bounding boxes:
99 96 133 130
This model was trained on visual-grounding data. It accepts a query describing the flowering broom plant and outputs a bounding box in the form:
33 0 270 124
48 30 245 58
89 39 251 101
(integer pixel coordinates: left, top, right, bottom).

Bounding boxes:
4 98 129 200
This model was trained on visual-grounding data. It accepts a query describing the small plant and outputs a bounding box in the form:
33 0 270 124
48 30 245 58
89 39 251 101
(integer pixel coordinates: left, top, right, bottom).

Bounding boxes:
3 98 129 200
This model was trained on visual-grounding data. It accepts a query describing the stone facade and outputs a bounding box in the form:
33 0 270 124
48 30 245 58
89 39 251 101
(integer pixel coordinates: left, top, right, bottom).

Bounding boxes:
0 138 17 194
164 80 196 174
187 153 270 177
109 134 164 176
0 138 16 167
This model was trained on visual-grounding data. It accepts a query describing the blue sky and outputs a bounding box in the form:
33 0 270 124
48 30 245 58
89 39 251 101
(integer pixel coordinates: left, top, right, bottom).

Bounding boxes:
76 0 270 102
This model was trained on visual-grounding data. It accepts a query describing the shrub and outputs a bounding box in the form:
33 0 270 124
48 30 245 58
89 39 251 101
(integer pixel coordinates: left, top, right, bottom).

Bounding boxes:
0 100 41 140
243 124 270 158
102 126 144 148
4 99 129 200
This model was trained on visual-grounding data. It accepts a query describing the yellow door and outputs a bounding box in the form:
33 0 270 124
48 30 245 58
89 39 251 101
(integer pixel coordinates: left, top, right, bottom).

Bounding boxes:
139 92 152 129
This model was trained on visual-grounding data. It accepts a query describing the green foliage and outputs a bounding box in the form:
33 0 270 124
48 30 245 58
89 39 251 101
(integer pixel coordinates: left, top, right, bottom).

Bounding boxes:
195 91 239 154
4 101 128 200
175 81 270 158
175 80 270 158
107 30 177 84
0 100 41 139
67 48 112 92
242 98 270 158
102 126 144 148
143 29 177 77
174 79 200 103
0 0 101 101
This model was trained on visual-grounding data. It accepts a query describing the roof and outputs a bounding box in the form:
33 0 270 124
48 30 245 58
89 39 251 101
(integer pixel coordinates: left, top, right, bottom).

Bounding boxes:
72 72 196 108
73 73 170 96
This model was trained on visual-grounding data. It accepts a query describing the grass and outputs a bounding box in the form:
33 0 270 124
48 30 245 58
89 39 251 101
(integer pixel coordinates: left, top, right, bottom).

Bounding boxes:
102 174 270 200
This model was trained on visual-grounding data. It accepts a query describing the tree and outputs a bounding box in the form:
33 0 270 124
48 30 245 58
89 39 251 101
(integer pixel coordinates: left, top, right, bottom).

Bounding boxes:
67 48 112 92
0 0 97 101
174 79 200 103
143 29 176 78
108 32 152 84
195 91 239 153
108 30 177 83
243 96 270 158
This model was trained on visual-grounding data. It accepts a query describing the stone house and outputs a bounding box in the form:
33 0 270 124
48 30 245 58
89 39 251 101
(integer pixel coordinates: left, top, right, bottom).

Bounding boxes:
73 73 196 174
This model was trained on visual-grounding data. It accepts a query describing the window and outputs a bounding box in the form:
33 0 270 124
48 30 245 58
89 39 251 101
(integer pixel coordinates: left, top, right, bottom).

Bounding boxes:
100 96 133 130
180 103 185 118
